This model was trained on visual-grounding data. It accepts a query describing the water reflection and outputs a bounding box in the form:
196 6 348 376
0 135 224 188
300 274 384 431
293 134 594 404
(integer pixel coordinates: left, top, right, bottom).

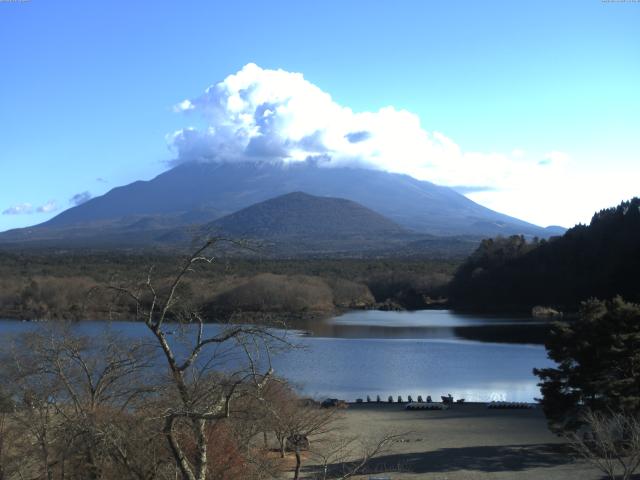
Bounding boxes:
276 334 550 403
297 309 550 345
0 310 554 402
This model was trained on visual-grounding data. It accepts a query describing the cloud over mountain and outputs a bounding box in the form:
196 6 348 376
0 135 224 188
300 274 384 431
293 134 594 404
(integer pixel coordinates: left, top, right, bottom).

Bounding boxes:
37 200 58 213
70 191 92 206
169 63 567 192
166 63 640 228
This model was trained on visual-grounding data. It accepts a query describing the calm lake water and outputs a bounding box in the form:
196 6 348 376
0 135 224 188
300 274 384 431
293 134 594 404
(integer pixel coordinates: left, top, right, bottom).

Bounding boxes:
0 310 553 403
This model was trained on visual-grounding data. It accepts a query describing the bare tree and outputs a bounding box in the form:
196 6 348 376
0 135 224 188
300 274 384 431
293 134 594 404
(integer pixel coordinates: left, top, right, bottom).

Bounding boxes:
309 432 402 480
100 239 287 480
286 406 339 480
0 240 290 480
256 380 340 480
257 381 301 458
568 409 640 480
1 327 161 480
0 390 23 480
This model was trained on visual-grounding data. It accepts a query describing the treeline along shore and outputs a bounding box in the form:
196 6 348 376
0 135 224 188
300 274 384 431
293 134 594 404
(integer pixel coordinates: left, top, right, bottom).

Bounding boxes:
0 253 455 321
449 198 640 314
1 197 638 322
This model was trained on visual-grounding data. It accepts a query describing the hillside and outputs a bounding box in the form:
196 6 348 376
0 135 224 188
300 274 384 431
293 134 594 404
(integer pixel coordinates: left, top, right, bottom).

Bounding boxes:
193 192 439 256
448 198 640 313
0 161 558 250
210 192 406 237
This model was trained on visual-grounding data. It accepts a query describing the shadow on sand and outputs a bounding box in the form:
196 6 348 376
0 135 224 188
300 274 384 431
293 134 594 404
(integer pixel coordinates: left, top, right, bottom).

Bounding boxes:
316 443 576 477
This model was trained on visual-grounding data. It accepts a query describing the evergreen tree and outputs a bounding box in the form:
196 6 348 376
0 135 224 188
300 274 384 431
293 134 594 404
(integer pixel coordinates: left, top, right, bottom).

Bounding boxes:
534 297 640 432
449 197 640 312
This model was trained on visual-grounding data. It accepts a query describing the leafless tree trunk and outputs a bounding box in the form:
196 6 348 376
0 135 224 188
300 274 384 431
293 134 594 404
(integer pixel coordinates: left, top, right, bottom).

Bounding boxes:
0 239 289 480
101 239 285 480
293 449 302 480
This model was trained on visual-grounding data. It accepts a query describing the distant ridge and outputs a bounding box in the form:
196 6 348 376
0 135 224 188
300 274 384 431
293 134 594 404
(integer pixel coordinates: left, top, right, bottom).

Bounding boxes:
0 161 564 252
38 161 550 236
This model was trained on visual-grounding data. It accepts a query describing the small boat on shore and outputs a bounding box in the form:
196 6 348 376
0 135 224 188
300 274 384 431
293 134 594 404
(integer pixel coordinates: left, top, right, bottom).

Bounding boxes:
405 402 449 410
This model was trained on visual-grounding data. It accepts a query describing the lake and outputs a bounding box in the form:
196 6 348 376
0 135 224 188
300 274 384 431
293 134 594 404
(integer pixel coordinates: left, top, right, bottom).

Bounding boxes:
0 310 553 403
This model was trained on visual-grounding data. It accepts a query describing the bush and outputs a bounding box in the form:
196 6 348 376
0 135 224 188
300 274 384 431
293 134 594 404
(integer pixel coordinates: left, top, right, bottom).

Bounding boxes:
214 274 334 312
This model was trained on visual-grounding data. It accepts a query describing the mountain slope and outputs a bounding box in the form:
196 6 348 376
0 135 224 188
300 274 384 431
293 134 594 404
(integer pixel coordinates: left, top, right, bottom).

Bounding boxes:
209 192 406 238
0 161 562 254
30 161 549 236
175 192 418 256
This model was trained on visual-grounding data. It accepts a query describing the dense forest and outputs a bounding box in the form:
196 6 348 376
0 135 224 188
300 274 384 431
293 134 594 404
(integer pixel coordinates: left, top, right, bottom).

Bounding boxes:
448 198 640 313
3 198 638 320
0 251 455 321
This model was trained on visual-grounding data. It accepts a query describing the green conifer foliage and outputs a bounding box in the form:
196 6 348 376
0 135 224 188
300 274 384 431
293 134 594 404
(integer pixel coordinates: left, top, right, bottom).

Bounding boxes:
535 297 640 432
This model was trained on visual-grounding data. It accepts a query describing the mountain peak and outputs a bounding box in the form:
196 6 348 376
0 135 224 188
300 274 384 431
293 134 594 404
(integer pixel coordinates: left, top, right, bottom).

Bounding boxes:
0 161 559 250
209 191 406 239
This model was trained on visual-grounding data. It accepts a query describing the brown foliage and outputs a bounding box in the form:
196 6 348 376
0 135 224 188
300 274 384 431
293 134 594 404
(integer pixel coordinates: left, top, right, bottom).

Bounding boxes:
0 252 453 320
214 274 335 313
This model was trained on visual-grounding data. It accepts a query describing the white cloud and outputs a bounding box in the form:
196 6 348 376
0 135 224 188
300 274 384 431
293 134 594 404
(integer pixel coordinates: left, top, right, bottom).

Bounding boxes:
2 203 33 215
539 150 571 166
467 169 639 229
169 63 550 192
70 191 92 206
168 64 638 228
36 200 58 213
173 99 194 113
3 200 59 215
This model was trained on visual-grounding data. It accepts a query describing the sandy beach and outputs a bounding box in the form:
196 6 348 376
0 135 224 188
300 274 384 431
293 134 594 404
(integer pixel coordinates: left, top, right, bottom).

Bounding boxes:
301 402 603 480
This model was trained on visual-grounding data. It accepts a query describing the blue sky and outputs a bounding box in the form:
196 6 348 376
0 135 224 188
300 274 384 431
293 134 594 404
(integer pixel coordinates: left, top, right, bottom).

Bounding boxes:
1 0 638 231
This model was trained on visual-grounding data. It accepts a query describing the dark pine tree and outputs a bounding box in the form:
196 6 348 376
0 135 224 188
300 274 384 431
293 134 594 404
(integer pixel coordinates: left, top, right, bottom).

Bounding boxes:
448 197 640 313
534 297 640 432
